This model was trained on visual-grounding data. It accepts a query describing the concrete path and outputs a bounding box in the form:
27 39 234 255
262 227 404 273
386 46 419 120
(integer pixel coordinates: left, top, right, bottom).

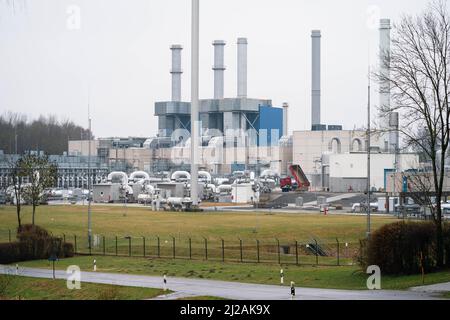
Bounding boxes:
0 265 443 300
410 282 450 294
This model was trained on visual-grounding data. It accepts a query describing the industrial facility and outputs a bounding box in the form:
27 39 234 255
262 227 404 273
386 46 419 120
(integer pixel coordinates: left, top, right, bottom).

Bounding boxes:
0 19 432 213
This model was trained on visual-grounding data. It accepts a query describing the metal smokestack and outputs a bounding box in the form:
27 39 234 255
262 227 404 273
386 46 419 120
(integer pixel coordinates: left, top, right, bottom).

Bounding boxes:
379 19 397 152
237 37 248 98
213 40 226 99
282 102 289 137
311 30 321 128
170 45 183 102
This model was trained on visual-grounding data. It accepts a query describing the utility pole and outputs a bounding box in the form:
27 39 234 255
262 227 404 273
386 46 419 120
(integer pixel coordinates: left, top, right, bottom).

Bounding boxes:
87 94 93 252
190 0 200 206
367 67 371 239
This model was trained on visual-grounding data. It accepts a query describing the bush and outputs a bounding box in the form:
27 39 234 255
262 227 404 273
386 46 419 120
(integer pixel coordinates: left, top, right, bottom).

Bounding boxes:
0 225 74 264
360 221 449 275
0 243 22 264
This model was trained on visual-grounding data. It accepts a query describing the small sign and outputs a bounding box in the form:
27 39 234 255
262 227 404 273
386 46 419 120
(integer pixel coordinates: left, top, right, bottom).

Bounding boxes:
48 254 58 262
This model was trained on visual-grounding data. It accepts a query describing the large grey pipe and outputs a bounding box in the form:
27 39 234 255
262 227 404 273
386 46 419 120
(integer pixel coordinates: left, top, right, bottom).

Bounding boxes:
170 45 183 102
237 37 248 98
213 40 226 99
311 30 321 127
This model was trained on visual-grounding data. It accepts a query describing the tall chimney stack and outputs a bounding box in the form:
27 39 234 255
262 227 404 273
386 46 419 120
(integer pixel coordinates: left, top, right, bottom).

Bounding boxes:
379 19 397 152
282 102 289 137
237 37 248 98
170 45 183 102
311 30 321 129
213 40 226 99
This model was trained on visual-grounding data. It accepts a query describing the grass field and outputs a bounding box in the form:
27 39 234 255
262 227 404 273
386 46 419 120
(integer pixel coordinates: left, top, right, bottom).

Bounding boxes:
0 274 167 300
15 255 450 291
3 204 449 292
0 204 397 243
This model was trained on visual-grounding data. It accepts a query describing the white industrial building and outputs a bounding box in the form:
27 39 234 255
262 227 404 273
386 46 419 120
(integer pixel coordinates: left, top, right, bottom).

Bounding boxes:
326 153 419 192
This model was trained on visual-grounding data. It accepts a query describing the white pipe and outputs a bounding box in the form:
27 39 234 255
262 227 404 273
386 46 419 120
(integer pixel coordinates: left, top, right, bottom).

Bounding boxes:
198 171 212 183
171 171 191 181
107 172 128 185
206 184 216 193
217 185 232 193
130 171 150 182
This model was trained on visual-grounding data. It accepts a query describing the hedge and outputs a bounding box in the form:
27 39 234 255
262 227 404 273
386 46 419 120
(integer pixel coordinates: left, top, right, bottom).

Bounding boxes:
360 221 450 275
0 224 74 264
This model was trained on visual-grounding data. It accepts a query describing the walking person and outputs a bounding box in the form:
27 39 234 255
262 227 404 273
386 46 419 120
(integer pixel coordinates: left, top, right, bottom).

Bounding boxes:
290 281 296 300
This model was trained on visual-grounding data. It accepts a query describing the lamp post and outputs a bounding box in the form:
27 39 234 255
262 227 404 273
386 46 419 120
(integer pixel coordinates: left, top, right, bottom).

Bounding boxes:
190 0 200 207
366 67 371 239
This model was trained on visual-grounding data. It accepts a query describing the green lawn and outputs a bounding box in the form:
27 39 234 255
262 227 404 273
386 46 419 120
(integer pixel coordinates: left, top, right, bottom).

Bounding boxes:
0 274 167 300
16 255 450 291
0 205 397 244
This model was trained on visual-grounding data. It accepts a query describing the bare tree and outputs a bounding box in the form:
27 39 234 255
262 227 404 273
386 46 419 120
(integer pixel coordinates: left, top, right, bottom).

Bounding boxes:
8 156 26 228
376 0 450 267
21 154 57 226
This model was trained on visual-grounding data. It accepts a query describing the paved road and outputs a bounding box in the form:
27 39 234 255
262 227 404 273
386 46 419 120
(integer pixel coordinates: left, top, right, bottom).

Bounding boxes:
0 265 443 300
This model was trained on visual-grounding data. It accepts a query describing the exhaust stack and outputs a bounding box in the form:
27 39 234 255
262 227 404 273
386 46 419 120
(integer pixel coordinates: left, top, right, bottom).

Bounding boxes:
170 45 183 102
282 102 289 136
213 40 226 99
311 30 321 128
237 38 248 98
379 19 398 152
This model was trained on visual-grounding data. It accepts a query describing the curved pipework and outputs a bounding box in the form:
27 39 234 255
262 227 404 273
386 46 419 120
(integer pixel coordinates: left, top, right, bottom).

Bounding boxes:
198 171 212 183
121 184 134 195
215 178 230 185
171 171 191 181
130 171 150 182
108 172 129 185
206 184 216 193
144 184 155 194
216 185 232 194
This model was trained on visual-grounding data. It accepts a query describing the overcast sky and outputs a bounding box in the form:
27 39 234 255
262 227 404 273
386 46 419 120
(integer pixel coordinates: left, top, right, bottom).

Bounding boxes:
0 0 432 138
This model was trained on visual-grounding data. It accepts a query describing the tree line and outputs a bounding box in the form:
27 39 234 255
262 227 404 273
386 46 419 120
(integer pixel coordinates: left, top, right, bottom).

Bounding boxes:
0 112 93 155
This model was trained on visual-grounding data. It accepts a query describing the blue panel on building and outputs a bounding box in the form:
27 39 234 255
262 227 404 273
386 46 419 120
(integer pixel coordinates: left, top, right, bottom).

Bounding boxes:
257 105 283 146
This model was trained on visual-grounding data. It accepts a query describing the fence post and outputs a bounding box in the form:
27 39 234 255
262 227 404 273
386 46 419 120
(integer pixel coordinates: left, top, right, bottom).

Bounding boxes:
257 240 260 263
336 238 340 266
239 238 243 263
221 239 225 262
103 236 106 256
295 241 299 266
189 238 192 260
74 235 77 253
129 237 132 257
172 236 176 259
204 237 208 260
115 236 118 256
314 238 319 266
276 238 281 265
8 229 11 243
143 237 146 257
157 236 160 258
